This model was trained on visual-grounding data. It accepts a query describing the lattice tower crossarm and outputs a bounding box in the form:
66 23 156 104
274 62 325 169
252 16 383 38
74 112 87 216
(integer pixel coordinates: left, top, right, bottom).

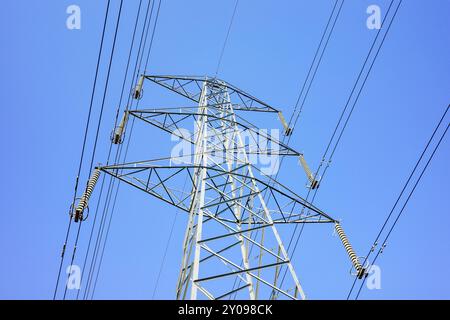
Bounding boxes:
82 75 366 300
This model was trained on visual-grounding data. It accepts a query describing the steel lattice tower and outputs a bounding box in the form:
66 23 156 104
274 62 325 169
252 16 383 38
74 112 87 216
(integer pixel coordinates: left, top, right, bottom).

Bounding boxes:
74 75 366 300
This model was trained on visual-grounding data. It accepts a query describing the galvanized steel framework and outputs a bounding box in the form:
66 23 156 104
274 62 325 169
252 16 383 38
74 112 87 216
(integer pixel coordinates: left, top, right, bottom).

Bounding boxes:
88 75 363 300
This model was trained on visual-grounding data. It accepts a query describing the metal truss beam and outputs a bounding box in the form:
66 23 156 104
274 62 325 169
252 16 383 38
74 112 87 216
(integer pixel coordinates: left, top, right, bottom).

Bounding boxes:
144 75 280 113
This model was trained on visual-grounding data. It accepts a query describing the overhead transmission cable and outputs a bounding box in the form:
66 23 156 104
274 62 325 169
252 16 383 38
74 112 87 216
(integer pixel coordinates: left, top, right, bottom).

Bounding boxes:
286 0 400 258
53 0 111 300
87 0 162 299
82 0 155 300
81 0 152 299
267 1 346 298
89 0 162 299
348 105 449 299
63 0 124 300
215 0 239 78
287 0 343 131
275 0 402 294
76 0 145 300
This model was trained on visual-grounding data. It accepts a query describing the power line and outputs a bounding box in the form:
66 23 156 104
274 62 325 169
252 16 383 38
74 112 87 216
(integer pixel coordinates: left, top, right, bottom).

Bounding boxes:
144 0 162 73
289 0 401 252
348 105 449 299
63 0 125 300
288 0 344 131
53 0 111 300
356 122 449 299
268 0 346 299
81 0 152 299
266 0 345 298
215 0 239 77
82 0 155 300
76 0 145 300
89 0 163 299
277 0 402 293
87 0 163 299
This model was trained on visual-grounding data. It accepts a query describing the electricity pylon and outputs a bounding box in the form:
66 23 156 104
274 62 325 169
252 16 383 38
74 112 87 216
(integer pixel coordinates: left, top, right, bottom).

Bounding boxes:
74 75 366 300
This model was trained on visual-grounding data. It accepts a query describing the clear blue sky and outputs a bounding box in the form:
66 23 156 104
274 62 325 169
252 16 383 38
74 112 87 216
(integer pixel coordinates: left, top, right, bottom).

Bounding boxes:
0 0 449 300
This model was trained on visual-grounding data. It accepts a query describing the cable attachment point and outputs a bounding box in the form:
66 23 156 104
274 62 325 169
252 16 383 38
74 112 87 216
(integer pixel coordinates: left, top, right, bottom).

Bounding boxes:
112 111 129 144
370 241 378 252
73 169 101 223
69 197 90 222
133 75 145 100
335 222 367 279
277 111 292 136
61 243 66 258
299 154 320 189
